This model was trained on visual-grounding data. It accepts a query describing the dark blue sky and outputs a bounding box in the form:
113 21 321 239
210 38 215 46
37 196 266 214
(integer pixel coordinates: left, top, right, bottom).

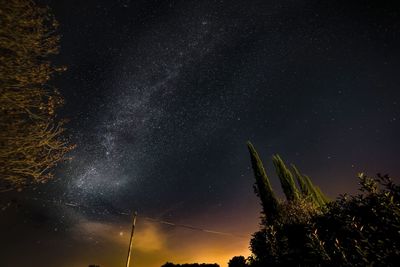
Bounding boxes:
1 1 400 266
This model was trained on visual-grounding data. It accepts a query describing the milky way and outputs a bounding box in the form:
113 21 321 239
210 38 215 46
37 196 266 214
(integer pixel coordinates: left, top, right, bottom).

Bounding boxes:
63 2 257 215
1 1 400 266
54 0 400 224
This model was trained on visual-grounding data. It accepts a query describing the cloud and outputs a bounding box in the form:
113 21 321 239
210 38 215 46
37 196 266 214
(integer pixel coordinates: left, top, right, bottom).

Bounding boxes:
72 217 167 252
133 220 167 252
68 211 254 267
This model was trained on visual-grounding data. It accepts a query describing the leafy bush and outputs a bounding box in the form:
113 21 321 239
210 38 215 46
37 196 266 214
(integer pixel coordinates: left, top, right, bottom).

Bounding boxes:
229 142 400 266
308 174 400 266
228 256 248 267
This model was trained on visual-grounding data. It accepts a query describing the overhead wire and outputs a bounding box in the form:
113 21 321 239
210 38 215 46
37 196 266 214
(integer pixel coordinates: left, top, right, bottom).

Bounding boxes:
0 196 249 239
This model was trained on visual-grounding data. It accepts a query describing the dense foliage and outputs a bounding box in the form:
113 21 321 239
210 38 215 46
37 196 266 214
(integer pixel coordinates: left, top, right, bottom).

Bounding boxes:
309 173 400 266
230 143 400 266
228 256 248 267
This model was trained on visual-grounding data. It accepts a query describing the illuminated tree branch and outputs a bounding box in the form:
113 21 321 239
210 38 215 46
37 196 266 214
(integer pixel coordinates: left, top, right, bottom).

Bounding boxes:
0 0 75 191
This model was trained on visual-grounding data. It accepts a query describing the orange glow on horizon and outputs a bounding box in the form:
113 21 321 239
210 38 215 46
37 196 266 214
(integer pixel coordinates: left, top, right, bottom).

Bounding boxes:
66 208 259 267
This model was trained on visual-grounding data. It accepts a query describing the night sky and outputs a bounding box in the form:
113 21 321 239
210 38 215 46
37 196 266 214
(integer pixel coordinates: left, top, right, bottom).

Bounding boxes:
1 1 400 267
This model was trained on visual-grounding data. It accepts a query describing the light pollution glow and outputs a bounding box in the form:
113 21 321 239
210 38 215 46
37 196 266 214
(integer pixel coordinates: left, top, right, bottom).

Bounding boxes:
67 214 258 267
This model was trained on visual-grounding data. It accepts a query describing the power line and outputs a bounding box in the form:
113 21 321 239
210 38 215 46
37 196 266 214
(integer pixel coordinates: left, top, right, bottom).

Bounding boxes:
140 216 248 238
1 196 249 239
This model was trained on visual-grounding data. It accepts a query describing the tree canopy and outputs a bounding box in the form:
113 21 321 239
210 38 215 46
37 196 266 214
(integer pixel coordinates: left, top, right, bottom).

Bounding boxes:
0 0 74 192
229 142 400 266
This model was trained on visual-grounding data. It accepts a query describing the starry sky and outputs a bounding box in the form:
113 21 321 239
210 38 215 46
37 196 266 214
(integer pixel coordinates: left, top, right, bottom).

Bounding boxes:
1 1 400 267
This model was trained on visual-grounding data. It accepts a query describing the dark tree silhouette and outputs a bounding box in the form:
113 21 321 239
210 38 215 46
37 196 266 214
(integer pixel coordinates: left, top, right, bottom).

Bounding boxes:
235 142 400 266
308 174 400 266
228 256 248 267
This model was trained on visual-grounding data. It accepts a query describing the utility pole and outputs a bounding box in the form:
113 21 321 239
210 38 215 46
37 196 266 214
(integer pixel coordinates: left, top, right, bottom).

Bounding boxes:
125 211 138 267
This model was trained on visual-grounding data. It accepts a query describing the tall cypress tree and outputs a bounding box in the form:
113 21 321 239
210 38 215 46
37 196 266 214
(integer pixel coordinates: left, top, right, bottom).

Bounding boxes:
302 174 328 206
314 185 330 204
247 142 329 222
291 164 328 207
272 154 300 202
291 164 309 197
247 142 279 220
